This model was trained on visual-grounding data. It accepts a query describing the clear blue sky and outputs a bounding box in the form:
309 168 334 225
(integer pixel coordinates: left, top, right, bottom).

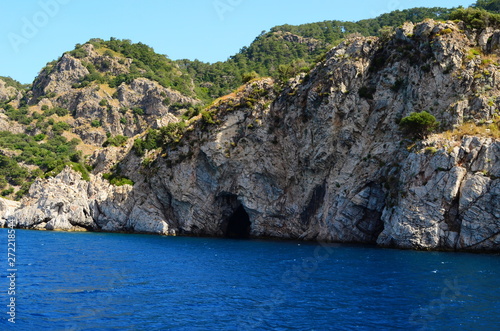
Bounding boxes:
0 0 474 84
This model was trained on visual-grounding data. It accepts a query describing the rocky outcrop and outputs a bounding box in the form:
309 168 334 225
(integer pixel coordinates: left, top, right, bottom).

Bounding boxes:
378 137 500 250
7 166 175 235
30 44 199 145
11 169 95 231
0 198 20 228
0 79 23 105
5 20 500 251
0 78 25 133
31 53 90 98
275 31 326 52
0 113 24 134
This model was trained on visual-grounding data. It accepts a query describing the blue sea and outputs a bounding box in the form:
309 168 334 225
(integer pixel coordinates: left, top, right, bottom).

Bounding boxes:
0 229 499 330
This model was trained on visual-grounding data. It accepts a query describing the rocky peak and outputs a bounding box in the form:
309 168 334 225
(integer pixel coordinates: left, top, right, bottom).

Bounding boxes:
0 78 24 104
31 53 89 100
27 40 200 146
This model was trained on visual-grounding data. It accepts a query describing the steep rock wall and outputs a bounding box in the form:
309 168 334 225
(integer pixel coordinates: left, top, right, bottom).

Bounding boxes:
6 20 500 251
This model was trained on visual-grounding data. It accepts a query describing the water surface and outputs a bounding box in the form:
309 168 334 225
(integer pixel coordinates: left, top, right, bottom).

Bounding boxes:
0 229 498 330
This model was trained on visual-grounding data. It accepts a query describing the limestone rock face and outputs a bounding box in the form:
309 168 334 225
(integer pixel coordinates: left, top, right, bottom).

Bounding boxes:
32 53 90 100
0 198 20 228
0 113 24 134
10 168 94 231
7 166 175 236
378 137 500 250
6 20 500 251
29 44 199 145
0 79 23 104
276 31 327 52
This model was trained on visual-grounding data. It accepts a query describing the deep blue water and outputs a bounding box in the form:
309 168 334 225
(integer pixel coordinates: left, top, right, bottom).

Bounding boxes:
0 229 499 330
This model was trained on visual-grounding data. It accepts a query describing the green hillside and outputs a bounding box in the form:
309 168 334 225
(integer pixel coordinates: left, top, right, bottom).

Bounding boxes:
177 6 455 99
2 0 500 200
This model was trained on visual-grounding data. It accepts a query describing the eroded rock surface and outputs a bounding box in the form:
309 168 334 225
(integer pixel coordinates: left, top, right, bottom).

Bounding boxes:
6 20 500 251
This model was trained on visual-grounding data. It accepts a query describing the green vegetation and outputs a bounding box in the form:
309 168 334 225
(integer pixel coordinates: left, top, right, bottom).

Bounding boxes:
102 172 134 186
103 135 128 147
3 1 500 199
2 104 72 133
46 2 500 105
242 71 260 83
132 107 145 115
133 129 161 156
399 111 439 139
181 105 202 120
51 122 71 135
177 7 453 99
0 154 30 187
54 107 69 117
0 76 29 90
0 131 88 198
68 38 195 98
133 122 187 156
2 105 32 125
450 6 500 29
159 121 186 145
68 47 88 59
200 111 216 126
174 2 500 101
474 0 500 13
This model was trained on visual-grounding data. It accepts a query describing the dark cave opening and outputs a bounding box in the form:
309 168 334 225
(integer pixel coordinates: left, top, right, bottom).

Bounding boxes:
225 204 251 239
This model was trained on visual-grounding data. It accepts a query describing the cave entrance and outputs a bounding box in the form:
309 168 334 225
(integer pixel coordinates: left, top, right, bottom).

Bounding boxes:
225 204 251 239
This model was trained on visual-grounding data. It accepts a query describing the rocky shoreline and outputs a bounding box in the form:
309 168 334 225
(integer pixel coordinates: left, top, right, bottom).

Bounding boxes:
1 20 500 252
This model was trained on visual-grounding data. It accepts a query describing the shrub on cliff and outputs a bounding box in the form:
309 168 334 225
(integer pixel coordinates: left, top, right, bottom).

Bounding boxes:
450 7 500 29
103 135 128 147
474 0 500 13
399 111 439 139
0 132 86 198
102 173 134 186
242 71 260 83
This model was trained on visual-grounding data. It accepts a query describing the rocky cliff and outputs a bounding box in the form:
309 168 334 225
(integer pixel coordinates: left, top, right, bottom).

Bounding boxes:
4 20 500 251
30 42 198 145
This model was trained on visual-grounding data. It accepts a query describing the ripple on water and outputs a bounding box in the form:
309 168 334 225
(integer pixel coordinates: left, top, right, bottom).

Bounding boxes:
1 229 498 330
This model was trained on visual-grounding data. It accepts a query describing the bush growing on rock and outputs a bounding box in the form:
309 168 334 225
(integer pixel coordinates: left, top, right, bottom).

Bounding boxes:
102 172 134 186
0 132 87 198
242 71 260 83
133 129 161 156
450 7 500 29
399 111 439 139
132 107 145 115
52 122 71 135
103 135 128 147
55 107 69 117
475 0 500 13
